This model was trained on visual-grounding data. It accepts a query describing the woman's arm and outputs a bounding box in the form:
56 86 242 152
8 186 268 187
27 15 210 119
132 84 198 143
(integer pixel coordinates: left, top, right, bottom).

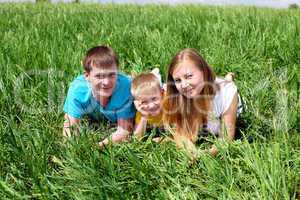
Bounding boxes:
221 92 238 140
173 133 199 159
209 92 238 156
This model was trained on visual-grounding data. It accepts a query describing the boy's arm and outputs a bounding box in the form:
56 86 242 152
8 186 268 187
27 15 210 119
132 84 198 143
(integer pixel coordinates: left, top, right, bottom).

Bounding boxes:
63 113 81 137
132 101 151 140
133 116 148 140
99 118 133 148
113 118 134 141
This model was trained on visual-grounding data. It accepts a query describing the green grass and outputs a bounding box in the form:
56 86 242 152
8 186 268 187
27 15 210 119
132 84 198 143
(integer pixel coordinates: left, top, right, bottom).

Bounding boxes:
0 3 299 199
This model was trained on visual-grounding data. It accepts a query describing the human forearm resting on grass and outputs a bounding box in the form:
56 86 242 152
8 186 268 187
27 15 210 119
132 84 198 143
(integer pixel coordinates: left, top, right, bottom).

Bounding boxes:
63 114 81 137
173 133 199 159
99 118 133 147
133 116 148 140
210 93 238 156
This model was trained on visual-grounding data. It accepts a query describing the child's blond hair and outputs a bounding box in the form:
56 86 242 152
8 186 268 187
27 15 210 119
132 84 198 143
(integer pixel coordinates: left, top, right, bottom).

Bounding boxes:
131 73 161 99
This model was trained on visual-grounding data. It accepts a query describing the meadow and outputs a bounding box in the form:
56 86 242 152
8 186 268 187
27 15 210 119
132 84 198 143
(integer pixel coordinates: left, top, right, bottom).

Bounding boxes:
0 3 299 199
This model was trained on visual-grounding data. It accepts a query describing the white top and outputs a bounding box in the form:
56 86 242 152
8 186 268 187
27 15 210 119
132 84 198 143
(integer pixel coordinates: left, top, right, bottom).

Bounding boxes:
205 78 243 135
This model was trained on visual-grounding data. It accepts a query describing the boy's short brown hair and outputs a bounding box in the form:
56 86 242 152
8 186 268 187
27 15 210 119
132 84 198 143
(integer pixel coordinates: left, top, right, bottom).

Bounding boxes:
82 45 119 73
131 73 161 99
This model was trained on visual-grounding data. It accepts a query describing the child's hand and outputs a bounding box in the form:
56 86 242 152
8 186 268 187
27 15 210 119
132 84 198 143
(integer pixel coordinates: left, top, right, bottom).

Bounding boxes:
134 100 150 117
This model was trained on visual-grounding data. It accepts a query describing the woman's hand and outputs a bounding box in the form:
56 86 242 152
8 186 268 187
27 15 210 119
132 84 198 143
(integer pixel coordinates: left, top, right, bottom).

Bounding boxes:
225 72 235 81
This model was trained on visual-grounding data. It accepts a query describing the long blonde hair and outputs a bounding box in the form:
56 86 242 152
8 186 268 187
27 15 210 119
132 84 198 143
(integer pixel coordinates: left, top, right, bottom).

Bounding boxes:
163 48 218 142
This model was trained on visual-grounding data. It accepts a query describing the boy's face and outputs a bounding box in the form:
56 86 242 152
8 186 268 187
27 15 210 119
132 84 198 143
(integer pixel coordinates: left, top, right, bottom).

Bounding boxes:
85 65 117 98
134 87 163 117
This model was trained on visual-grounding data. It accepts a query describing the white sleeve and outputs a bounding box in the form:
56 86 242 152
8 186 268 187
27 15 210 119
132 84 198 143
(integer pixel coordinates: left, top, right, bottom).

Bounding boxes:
221 81 238 115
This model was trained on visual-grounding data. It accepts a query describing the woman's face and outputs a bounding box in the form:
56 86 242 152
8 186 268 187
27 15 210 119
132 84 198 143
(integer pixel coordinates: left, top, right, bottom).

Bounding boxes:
171 60 205 99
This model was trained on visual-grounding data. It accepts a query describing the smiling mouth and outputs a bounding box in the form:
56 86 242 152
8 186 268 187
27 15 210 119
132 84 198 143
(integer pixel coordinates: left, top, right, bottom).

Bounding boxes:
146 106 160 113
98 88 113 95
149 110 160 116
183 88 194 94
149 108 159 112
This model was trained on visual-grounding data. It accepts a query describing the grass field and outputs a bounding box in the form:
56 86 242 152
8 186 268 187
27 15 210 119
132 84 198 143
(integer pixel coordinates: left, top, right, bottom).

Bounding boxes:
0 3 299 199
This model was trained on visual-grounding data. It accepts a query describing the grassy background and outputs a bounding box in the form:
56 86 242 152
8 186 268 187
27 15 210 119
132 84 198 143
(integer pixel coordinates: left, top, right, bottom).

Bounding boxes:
0 3 299 199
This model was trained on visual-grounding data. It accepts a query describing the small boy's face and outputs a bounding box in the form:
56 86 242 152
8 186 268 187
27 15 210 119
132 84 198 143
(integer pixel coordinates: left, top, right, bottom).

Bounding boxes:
85 65 117 98
134 88 163 117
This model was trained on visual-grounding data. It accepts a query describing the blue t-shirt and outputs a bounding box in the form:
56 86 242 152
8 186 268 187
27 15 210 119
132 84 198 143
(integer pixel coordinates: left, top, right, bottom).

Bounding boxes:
63 73 136 122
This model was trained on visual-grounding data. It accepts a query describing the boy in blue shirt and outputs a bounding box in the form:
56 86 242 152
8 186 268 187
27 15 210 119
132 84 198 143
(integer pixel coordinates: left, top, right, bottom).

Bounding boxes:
63 45 136 148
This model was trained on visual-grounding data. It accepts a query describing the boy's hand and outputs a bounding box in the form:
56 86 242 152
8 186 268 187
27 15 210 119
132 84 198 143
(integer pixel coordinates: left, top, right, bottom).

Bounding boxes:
134 100 150 117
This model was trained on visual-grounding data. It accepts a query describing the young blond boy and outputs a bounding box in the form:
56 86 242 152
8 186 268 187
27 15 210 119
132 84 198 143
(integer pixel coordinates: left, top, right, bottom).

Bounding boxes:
131 69 165 140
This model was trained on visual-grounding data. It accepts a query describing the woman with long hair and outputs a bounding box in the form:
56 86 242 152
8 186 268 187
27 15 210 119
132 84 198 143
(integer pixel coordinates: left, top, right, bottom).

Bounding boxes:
163 48 243 157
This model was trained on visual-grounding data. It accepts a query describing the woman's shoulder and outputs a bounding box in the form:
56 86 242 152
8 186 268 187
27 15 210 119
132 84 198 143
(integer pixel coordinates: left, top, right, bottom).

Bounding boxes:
213 77 238 116
215 77 238 95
